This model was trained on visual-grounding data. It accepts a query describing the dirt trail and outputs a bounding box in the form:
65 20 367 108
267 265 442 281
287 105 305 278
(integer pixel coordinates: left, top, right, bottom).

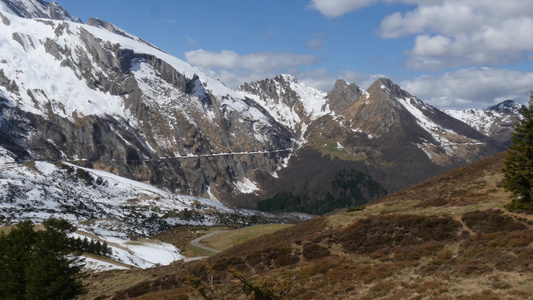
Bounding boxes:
453 216 476 237
500 208 533 221
189 230 228 254
180 230 228 262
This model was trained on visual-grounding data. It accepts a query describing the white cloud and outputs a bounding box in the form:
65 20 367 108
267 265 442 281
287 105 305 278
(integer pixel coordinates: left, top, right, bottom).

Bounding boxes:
310 0 533 70
378 0 533 70
400 68 533 110
289 68 379 92
185 50 320 73
308 0 377 18
184 49 321 88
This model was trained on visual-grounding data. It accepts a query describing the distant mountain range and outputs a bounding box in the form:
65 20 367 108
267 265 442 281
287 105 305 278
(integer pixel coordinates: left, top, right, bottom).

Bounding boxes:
0 0 522 223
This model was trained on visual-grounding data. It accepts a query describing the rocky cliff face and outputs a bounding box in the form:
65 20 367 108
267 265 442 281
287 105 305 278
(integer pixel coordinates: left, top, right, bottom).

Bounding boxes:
237 74 329 143
325 79 364 113
0 4 292 204
305 78 500 166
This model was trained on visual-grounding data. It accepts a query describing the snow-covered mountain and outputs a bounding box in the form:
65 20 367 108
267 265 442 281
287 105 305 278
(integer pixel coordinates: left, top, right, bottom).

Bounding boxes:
237 74 329 144
0 0 292 205
0 0 521 220
0 0 80 22
249 78 512 212
445 100 522 144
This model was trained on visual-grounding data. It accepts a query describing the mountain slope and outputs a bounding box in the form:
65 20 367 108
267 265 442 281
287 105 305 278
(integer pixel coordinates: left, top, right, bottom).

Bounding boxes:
0 144 308 269
445 100 523 145
0 0 519 217
85 151 533 299
309 78 495 165
0 2 292 204
247 78 509 214
0 145 302 235
237 74 329 144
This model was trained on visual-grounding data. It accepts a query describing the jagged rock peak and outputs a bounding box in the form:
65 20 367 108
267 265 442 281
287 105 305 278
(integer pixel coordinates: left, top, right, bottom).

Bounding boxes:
278 73 298 82
330 79 361 93
0 0 81 22
485 100 523 114
368 78 411 100
327 79 363 113
88 18 130 37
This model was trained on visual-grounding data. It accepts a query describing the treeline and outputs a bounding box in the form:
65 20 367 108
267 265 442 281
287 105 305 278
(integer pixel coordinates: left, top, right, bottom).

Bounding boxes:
69 236 112 257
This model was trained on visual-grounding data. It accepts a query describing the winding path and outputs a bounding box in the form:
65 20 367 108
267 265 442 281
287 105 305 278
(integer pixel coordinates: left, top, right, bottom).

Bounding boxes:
182 230 228 262
190 230 227 253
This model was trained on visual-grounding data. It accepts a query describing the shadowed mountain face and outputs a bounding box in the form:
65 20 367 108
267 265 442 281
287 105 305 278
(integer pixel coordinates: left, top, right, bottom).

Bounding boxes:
0 0 520 214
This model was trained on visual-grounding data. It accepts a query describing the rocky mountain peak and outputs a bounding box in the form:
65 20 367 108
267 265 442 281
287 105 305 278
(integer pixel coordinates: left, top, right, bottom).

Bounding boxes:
486 99 523 114
0 0 81 22
326 79 363 113
445 99 523 140
367 77 411 100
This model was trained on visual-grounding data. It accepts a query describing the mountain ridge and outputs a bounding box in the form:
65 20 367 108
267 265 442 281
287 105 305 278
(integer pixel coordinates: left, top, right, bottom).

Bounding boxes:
0 0 522 215
0 0 80 22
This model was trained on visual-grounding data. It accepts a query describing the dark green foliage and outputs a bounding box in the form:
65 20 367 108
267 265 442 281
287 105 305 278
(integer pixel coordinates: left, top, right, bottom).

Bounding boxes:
0 218 86 300
257 193 303 212
503 91 533 210
69 236 112 256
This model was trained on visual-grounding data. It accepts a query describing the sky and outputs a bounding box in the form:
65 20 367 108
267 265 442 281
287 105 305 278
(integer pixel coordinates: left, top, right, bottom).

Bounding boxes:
57 0 533 110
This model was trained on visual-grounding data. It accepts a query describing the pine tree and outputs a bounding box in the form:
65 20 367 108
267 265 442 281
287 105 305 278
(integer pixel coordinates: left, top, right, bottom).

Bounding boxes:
0 221 37 299
0 218 86 300
102 241 112 256
503 91 533 210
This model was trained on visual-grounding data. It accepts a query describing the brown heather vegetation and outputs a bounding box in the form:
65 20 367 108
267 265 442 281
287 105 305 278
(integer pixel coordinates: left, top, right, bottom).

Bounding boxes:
79 152 533 299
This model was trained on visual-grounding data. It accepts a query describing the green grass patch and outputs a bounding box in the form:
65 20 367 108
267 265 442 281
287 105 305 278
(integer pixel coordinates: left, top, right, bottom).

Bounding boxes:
181 244 218 257
201 224 293 251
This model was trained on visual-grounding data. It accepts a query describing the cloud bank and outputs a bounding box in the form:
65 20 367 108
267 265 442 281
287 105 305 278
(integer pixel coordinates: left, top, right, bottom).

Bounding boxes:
183 1 532 110
310 0 533 70
401 68 533 110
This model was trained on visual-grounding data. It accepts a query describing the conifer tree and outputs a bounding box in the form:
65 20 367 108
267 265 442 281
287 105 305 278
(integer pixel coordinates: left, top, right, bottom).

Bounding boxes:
0 221 37 299
503 91 533 210
0 218 86 299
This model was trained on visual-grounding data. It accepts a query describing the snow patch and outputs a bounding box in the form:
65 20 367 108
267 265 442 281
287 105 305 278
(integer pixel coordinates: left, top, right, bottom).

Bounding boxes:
235 177 259 194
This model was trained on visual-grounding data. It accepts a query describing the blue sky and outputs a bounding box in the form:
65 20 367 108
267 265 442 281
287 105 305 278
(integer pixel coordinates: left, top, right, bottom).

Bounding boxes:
58 0 533 110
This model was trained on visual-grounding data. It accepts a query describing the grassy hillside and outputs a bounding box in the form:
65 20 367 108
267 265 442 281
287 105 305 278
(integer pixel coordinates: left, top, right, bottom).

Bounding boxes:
81 151 533 299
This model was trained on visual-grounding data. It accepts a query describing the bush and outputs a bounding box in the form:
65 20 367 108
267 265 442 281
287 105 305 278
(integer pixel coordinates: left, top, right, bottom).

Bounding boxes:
302 242 330 260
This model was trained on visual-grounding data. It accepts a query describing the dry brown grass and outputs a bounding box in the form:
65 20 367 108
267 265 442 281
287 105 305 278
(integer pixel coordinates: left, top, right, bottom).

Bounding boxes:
83 152 533 299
